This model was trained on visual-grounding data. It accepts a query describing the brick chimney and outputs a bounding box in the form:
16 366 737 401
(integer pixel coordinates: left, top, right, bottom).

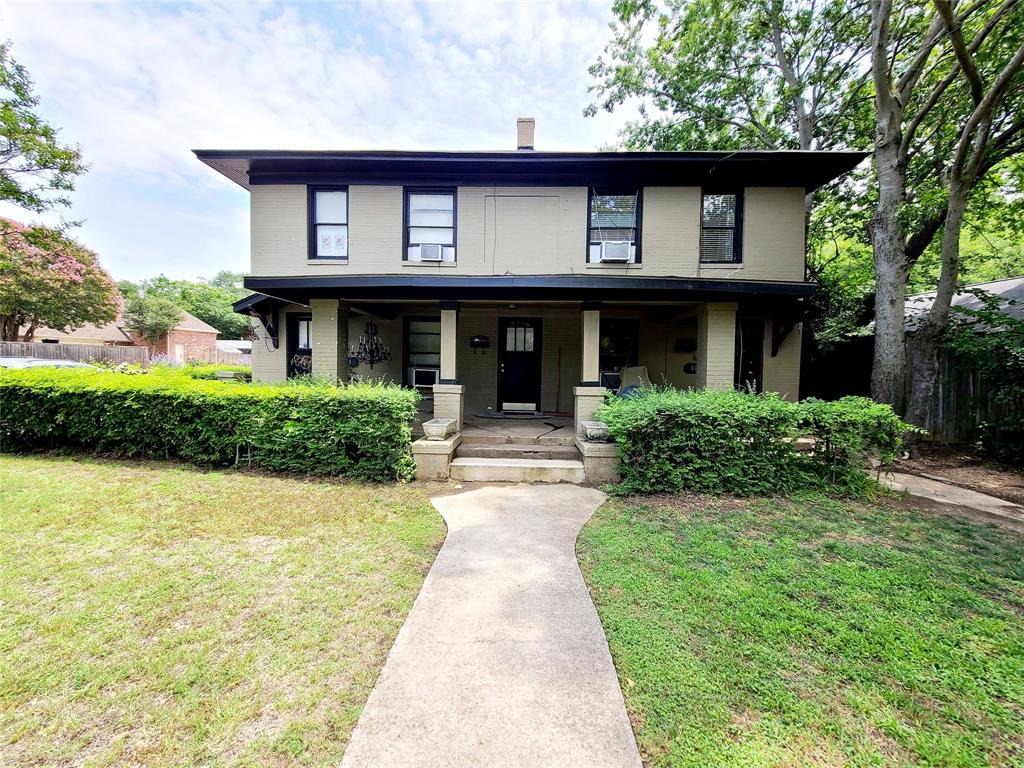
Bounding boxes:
517 117 535 150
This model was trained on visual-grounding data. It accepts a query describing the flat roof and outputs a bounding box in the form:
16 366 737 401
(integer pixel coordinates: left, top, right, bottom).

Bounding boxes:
195 149 866 192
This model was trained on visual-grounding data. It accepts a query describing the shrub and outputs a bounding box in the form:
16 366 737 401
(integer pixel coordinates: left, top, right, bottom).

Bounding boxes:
182 363 252 380
596 387 914 496
596 388 801 495
0 367 418 481
797 396 915 492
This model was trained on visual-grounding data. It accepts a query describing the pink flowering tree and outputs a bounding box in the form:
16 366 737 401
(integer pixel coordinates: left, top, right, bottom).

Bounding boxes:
0 218 121 341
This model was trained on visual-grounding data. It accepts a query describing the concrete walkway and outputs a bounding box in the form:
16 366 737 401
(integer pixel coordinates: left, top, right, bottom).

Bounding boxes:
340 484 642 768
881 470 1024 527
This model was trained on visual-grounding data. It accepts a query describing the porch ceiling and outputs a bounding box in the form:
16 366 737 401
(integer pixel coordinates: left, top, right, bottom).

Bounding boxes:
239 274 815 309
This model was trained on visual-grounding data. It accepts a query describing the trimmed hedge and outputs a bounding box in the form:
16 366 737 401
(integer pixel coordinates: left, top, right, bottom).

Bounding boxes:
596 388 913 496
0 368 419 481
182 363 252 380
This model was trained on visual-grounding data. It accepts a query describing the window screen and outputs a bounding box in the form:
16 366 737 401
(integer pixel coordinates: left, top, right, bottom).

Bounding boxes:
406 191 456 261
589 193 639 263
312 189 348 259
700 193 740 263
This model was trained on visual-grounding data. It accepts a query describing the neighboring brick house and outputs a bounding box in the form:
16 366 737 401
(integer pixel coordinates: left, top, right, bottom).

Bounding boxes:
128 310 221 363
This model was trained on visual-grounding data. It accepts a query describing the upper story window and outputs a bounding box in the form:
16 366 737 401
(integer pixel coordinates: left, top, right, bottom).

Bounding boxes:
700 192 743 264
588 191 640 264
405 189 456 262
309 187 348 260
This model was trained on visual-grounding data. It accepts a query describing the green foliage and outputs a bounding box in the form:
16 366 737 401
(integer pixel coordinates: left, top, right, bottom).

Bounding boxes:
0 41 86 212
586 0 870 153
181 362 252 380
0 368 420 481
596 388 913 496
121 293 181 344
596 388 799 495
798 396 919 492
944 289 1024 464
578 494 1024 767
0 218 120 341
120 272 249 340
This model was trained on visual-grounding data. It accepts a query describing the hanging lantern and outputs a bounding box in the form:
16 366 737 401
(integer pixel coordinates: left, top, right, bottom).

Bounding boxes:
350 321 392 369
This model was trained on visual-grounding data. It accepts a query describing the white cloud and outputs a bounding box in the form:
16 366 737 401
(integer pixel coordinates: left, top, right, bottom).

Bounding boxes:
0 0 633 280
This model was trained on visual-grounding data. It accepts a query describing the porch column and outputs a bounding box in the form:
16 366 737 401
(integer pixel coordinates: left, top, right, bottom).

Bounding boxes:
580 305 601 385
434 302 464 431
696 301 737 390
575 304 606 437
310 299 349 382
439 304 458 383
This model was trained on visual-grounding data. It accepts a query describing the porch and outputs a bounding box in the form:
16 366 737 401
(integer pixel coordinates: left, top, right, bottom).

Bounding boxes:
240 277 809 482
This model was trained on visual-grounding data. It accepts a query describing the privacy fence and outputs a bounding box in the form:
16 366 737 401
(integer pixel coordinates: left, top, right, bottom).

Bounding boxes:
0 342 150 366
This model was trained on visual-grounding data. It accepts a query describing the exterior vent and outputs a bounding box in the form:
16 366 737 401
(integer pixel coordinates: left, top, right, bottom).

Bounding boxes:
598 241 632 262
419 244 443 261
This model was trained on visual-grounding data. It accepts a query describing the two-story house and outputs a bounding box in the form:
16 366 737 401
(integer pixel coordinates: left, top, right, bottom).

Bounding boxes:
196 120 862 480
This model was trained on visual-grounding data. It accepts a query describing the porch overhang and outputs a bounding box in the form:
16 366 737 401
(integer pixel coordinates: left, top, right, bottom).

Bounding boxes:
238 274 816 309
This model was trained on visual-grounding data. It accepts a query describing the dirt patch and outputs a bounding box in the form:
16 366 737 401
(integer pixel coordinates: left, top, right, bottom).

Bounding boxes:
897 445 1024 506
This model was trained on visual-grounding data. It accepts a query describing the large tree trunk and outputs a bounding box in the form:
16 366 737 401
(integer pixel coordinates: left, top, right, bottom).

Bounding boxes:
0 313 21 341
905 181 969 432
870 140 909 413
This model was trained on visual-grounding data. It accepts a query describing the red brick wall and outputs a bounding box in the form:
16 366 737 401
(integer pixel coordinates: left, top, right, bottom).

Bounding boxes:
128 330 218 363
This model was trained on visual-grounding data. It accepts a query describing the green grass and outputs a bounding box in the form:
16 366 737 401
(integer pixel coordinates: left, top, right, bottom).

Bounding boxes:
0 455 445 767
578 494 1024 767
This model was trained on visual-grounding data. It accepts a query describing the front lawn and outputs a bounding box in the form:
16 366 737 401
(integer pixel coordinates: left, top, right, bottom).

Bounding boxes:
579 494 1024 767
0 455 445 767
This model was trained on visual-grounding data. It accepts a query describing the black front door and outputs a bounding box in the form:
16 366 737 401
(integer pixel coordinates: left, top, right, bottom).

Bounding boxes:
286 313 312 378
498 317 542 412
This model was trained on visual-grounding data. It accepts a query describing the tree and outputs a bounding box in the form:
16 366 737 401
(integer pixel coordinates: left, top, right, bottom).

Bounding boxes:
122 294 182 346
902 0 1024 427
866 0 1024 412
119 272 250 340
0 41 86 213
586 0 873 202
0 218 120 341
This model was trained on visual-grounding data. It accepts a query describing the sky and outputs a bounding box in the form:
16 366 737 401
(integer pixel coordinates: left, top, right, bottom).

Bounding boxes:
0 0 635 282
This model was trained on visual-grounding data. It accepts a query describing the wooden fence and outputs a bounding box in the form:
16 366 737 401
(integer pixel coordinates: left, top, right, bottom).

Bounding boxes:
912 345 1021 444
0 341 150 366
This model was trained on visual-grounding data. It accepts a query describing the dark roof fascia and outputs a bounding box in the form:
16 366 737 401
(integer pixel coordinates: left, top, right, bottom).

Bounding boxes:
195 149 866 194
239 274 815 310
232 292 271 313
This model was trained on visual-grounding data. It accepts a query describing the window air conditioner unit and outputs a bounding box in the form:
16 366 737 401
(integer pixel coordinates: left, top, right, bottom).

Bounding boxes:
411 367 439 387
599 241 632 262
419 244 443 261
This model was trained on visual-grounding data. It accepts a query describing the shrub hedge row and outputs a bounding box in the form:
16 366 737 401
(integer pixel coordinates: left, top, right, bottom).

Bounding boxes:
181 363 252 380
596 388 913 496
0 368 419 481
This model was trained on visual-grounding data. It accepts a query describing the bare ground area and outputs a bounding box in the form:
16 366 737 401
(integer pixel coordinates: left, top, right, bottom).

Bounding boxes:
895 444 1024 506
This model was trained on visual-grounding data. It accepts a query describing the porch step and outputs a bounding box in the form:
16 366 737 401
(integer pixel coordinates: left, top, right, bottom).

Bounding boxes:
460 433 576 446
450 457 586 484
455 443 581 461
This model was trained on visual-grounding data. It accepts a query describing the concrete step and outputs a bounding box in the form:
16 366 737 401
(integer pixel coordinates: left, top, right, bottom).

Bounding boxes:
455 443 581 461
461 433 576 446
450 457 586 484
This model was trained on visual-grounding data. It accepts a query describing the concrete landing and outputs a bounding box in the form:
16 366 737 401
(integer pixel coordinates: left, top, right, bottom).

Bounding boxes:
339 484 642 768
450 457 586 484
